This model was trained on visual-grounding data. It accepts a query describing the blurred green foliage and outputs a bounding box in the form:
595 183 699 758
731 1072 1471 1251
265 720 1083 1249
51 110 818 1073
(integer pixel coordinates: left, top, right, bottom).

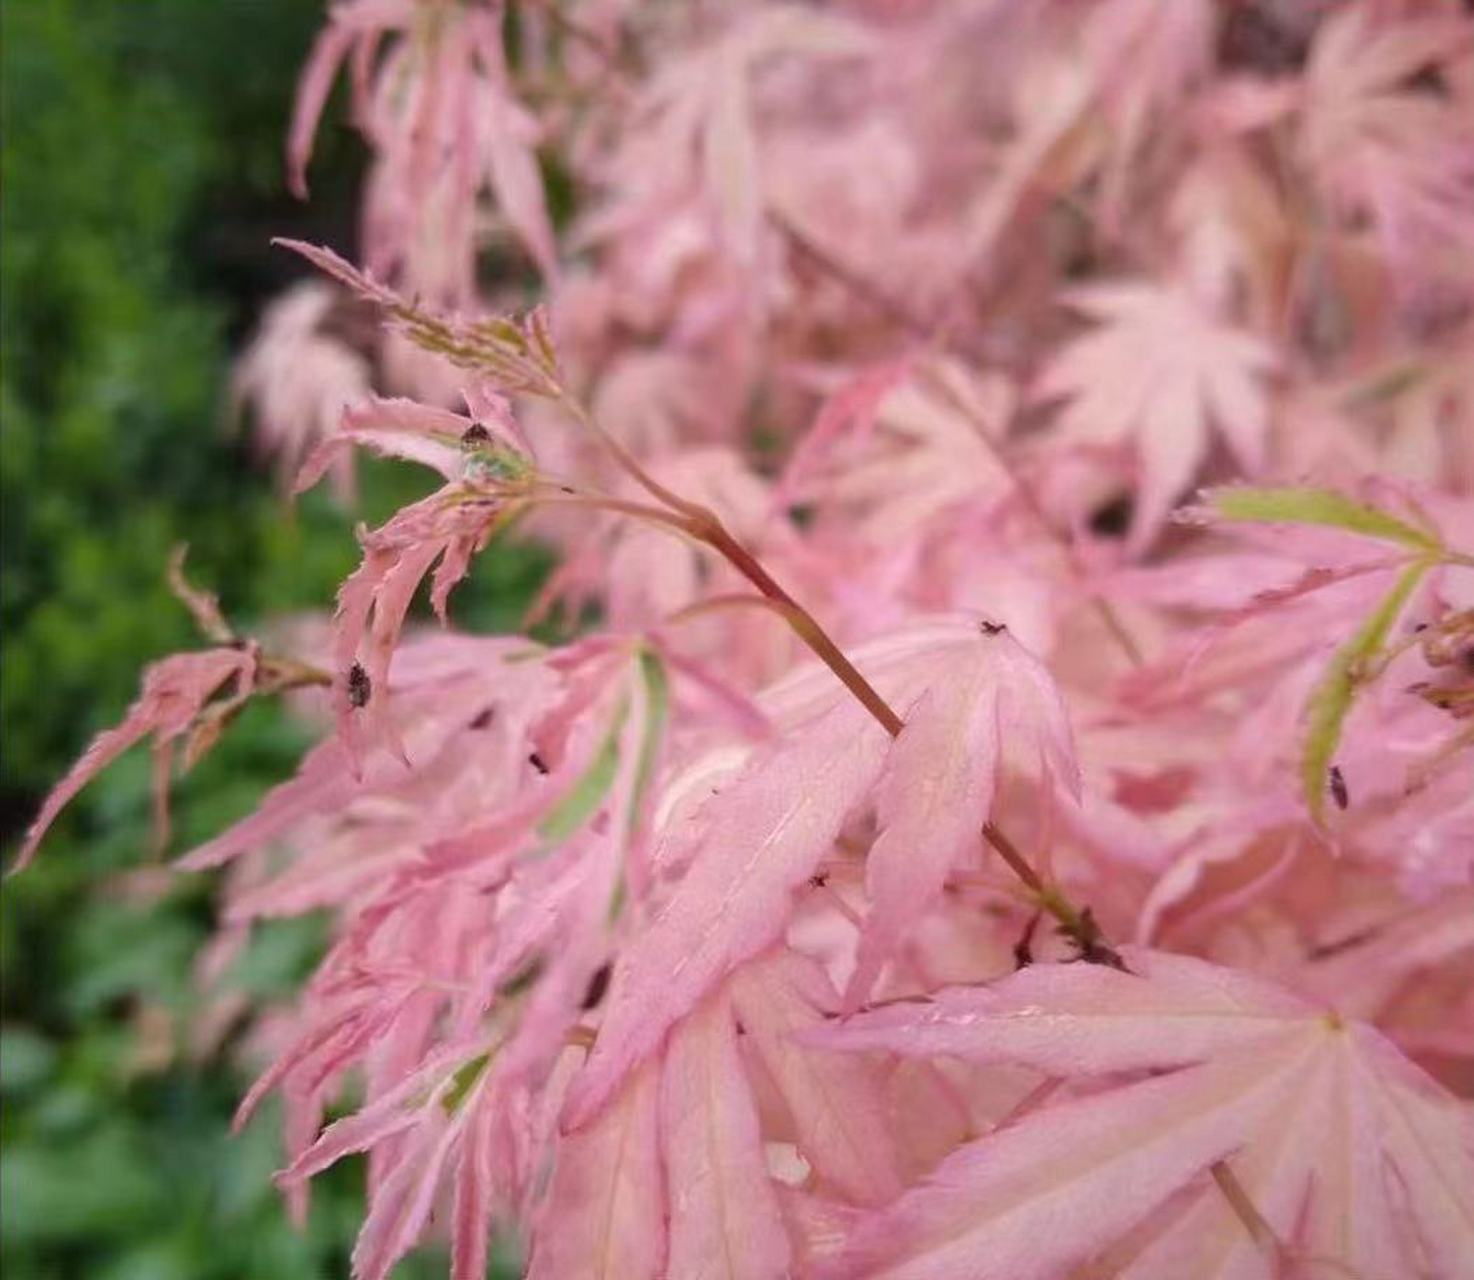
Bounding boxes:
1 3 543 1275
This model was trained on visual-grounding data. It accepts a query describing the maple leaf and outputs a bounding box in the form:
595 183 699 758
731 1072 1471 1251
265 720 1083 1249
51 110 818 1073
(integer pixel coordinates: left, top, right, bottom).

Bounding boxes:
660 990 791 1280
14 647 256 872
1198 485 1442 551
811 950 1474 1279
564 694 892 1128
845 627 1078 1007
294 394 533 497
275 1039 492 1280
730 949 904 1207
605 6 873 268
175 634 553 875
1299 4 1474 283
527 1062 666 1280
564 616 1068 1128
1293 894 1474 1044
782 359 1015 547
288 0 558 290
1035 282 1275 547
775 359 913 510
330 496 511 763
231 280 373 501
1180 485 1457 821
278 240 564 398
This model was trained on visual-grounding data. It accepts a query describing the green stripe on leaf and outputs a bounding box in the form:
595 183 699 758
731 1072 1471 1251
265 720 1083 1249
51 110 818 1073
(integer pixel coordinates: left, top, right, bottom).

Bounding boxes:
1301 559 1431 821
537 701 627 843
1205 487 1442 554
441 1052 492 1114
629 649 670 829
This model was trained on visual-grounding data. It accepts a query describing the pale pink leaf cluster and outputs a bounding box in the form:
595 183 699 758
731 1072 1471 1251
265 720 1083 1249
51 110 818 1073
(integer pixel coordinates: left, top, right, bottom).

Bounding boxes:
23 2 1474 1278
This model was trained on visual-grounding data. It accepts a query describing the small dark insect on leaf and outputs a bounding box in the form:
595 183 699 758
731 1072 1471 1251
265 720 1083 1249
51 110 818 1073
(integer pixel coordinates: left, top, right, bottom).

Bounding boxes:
807 871 830 889
528 751 549 775
1013 911 1042 969
346 662 372 709
979 619 1007 636
580 963 612 1010
461 423 493 447
469 707 495 730
1328 765 1349 811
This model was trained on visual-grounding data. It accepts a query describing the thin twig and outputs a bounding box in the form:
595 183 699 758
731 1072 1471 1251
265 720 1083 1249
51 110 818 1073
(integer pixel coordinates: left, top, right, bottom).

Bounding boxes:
550 405 1104 936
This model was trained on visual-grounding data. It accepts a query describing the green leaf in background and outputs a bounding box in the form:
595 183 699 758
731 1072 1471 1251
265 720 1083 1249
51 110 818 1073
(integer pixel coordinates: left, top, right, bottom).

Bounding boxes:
1 3 537 1277
1202 485 1443 554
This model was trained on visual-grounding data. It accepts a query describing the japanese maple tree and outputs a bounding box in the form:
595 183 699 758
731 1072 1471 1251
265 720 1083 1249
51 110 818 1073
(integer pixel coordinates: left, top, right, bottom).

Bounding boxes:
19 2 1474 1278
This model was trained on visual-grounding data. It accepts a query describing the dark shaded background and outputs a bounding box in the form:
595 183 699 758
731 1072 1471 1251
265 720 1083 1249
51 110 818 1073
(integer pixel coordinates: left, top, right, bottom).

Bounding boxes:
2 3 540 1274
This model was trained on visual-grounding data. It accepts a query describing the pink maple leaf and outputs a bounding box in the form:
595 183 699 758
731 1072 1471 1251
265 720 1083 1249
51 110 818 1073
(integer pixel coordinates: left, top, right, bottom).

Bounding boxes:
527 1062 666 1280
289 0 557 295
231 281 373 501
730 948 904 1207
1035 282 1276 547
14 647 255 872
659 990 791 1280
846 627 1078 1008
293 393 530 496
564 616 1075 1126
812 950 1474 1279
564 693 892 1128
1300 4 1474 290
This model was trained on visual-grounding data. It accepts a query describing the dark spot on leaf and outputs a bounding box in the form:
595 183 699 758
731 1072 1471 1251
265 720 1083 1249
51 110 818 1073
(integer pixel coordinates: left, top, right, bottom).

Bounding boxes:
1218 3 1310 74
1307 925 1379 961
1403 63 1448 97
528 751 549 775
1013 912 1041 969
1059 907 1129 971
1329 765 1349 811
580 963 612 1011
1088 493 1134 539
469 707 495 730
979 620 1007 636
346 662 372 709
